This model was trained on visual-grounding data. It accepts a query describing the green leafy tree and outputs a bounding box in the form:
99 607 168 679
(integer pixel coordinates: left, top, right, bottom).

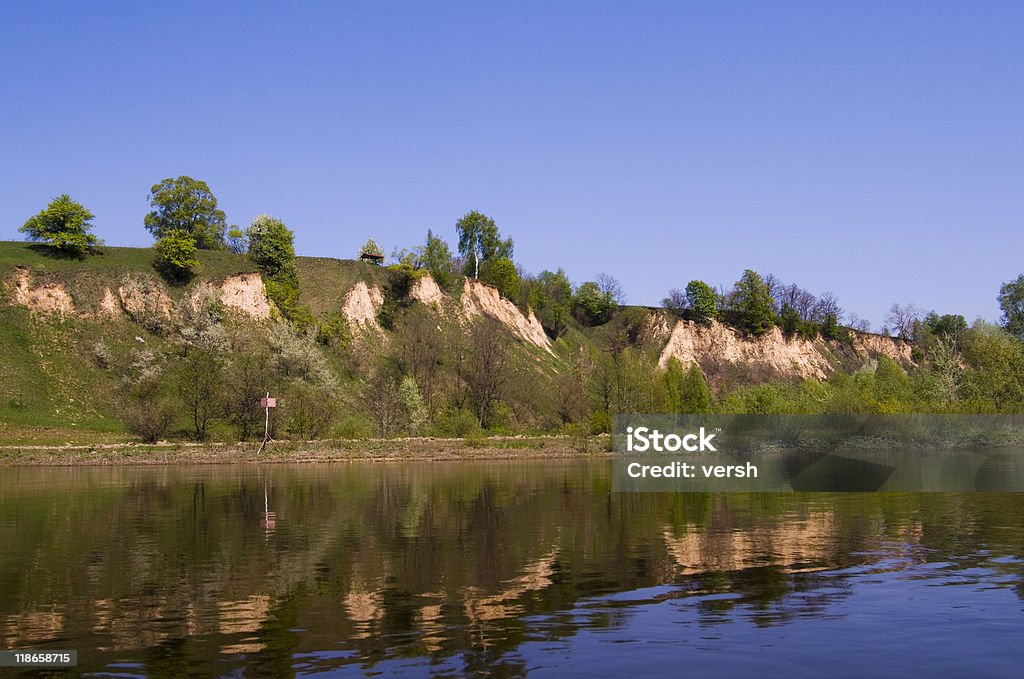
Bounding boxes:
998 274 1024 340
873 355 914 411
282 381 337 439
572 281 616 326
681 362 712 413
144 176 227 249
399 375 428 434
662 358 688 413
421 229 457 287
663 359 712 414
527 268 574 338
479 256 520 300
226 225 247 254
19 194 99 257
924 312 968 343
730 270 775 336
961 321 1024 410
685 280 718 324
153 229 199 282
779 303 801 337
247 215 296 280
456 210 512 279
247 215 311 325
819 312 841 340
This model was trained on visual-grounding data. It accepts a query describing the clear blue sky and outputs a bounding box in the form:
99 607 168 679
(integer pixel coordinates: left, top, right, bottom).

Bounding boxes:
2 1 1021 328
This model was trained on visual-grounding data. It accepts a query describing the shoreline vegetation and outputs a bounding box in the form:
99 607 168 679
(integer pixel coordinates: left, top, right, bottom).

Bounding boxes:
5 423 1024 466
0 434 610 467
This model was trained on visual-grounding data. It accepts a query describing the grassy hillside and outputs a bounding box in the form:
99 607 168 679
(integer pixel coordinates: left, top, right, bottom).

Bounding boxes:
3 240 968 448
0 242 559 444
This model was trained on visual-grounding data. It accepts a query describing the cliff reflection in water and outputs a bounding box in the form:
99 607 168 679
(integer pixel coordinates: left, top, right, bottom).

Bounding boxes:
0 461 1022 676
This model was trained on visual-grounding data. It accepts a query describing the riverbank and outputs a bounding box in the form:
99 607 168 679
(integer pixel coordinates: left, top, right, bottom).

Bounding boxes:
0 434 611 466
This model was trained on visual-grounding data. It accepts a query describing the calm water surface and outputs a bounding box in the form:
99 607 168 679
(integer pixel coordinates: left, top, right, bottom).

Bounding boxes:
1 460 1022 677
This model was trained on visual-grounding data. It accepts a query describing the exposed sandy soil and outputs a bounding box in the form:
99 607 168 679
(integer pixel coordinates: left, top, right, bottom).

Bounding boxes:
342 281 385 331
219 272 272 319
460 279 553 353
409 275 446 306
9 267 76 317
851 332 914 364
118 274 174 322
98 287 120 318
659 320 834 380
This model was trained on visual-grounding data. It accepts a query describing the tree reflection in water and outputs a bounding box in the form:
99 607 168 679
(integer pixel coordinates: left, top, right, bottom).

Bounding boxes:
0 462 1021 676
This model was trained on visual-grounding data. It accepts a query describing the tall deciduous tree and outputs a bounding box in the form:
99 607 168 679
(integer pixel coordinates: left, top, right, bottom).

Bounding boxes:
662 288 687 313
455 210 512 279
887 303 922 340
662 358 713 414
461 318 512 427
479 256 520 300
998 274 1024 340
730 270 775 336
572 281 616 326
247 215 296 280
144 176 227 249
19 194 99 257
392 305 446 411
595 273 625 305
422 229 457 287
176 346 224 440
526 268 574 338
364 367 406 437
685 280 718 324
247 215 310 324
226 226 247 254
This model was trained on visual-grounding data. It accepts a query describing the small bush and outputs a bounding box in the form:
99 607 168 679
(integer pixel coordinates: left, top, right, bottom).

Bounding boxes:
337 414 374 439
153 230 199 283
432 408 482 438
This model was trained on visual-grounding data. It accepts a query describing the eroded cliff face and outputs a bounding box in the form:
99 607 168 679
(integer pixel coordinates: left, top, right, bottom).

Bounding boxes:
459 279 553 354
657 319 912 385
5 258 911 388
338 275 553 352
5 268 274 323
218 273 272 319
118 274 175 324
8 267 76 317
342 281 385 332
850 331 913 364
408 276 446 307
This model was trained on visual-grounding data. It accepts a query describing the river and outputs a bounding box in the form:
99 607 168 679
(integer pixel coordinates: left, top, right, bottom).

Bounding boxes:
1 460 1022 677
